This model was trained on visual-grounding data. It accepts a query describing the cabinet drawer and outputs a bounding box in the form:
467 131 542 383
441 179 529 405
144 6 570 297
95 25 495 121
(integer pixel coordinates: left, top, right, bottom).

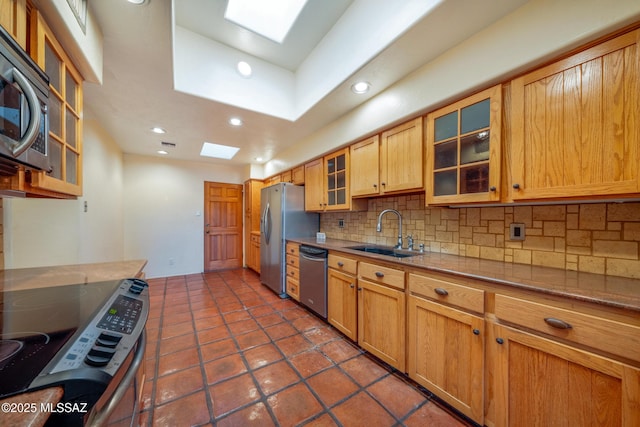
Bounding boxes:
287 265 299 280
328 253 357 275
409 273 484 313
359 262 404 290
286 242 299 257
495 294 640 363
286 276 300 301
286 253 299 269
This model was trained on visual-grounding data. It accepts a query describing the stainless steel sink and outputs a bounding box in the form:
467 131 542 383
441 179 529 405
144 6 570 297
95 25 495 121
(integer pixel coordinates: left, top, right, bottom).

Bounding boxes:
346 245 420 258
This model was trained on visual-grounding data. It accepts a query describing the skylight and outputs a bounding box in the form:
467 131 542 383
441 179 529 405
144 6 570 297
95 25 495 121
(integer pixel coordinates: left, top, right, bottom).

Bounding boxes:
224 0 308 43
200 142 240 159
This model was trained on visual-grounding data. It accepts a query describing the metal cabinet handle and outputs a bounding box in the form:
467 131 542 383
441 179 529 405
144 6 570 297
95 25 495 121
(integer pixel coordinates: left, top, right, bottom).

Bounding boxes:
496 338 504 345
337 262 344 267
434 287 448 296
373 183 377 188
513 183 520 190
375 271 384 278
544 317 572 330
357 287 363 291
473 329 480 335
349 283 355 289
489 186 497 192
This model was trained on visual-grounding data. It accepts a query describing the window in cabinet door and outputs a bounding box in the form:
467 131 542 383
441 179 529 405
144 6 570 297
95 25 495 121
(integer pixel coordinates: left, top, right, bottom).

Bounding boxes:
29 11 83 196
426 85 501 205
326 151 347 207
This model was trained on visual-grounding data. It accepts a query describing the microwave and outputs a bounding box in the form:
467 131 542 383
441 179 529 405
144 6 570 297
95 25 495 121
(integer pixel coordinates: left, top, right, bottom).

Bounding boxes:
0 25 49 175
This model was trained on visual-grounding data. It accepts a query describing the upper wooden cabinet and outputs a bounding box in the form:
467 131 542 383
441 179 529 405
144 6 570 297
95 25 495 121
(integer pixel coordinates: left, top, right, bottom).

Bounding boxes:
0 0 27 49
425 85 502 205
291 165 304 185
304 157 325 211
305 148 366 212
381 117 423 194
510 29 640 201
351 119 423 198
278 165 304 185
350 135 380 197
28 11 83 197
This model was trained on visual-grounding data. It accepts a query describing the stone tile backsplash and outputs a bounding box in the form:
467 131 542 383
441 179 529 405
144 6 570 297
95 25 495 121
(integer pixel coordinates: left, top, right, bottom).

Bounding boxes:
320 194 640 279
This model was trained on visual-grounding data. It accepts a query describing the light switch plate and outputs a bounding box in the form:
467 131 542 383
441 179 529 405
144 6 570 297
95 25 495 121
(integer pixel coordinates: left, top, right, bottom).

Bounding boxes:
509 223 525 241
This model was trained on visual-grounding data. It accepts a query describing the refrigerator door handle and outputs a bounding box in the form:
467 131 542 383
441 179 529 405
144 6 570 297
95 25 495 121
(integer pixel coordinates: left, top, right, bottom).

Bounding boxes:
264 202 271 244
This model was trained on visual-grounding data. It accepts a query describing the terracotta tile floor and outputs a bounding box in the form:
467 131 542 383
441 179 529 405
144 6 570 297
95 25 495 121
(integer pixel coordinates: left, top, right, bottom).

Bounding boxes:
139 269 472 427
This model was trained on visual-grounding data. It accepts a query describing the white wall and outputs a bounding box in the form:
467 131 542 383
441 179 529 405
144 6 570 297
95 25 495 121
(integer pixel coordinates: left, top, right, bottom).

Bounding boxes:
122 154 245 278
265 0 640 175
3 109 124 268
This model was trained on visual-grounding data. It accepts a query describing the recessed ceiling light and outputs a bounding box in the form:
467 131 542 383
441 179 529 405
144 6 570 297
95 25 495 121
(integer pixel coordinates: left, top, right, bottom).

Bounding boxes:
151 127 166 134
255 157 263 162
351 81 371 94
127 0 146 5
229 117 243 126
237 61 252 77
200 142 240 159
225 0 308 43
157 150 168 155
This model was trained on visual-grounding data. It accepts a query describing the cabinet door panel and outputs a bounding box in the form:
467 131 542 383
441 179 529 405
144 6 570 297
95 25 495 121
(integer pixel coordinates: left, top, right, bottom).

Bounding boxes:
408 296 484 423
493 323 640 427
357 279 405 370
381 117 423 194
327 268 357 340
426 85 501 205
304 158 324 211
511 29 640 200
350 135 380 197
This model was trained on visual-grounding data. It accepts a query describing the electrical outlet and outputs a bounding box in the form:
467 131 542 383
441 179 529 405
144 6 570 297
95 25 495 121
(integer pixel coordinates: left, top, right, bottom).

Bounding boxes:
509 223 525 241
338 219 344 228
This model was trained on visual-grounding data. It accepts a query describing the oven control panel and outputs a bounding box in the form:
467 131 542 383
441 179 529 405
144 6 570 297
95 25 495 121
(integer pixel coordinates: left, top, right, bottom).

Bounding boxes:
45 278 150 378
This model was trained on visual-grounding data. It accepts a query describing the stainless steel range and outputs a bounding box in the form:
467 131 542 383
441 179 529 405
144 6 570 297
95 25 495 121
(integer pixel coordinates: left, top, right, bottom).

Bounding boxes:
0 278 149 426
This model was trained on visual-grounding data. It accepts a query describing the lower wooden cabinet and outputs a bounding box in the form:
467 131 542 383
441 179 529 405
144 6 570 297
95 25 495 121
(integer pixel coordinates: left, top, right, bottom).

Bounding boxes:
407 295 484 423
327 265 357 340
285 242 300 301
358 262 406 371
490 322 640 427
246 232 260 273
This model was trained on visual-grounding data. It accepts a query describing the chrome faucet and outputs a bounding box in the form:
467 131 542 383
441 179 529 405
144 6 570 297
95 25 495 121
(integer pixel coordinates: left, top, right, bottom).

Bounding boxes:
407 235 414 251
376 209 403 249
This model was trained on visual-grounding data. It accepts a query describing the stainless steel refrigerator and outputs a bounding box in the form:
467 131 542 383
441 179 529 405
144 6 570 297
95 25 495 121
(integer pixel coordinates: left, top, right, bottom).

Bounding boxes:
260 183 319 297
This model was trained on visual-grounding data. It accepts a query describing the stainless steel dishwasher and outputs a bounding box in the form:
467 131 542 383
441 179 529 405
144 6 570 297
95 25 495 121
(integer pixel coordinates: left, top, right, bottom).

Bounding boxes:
298 245 328 318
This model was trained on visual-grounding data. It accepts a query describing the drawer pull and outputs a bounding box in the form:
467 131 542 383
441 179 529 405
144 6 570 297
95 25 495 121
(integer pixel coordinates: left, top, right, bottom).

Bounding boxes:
337 262 344 267
349 283 355 289
434 288 449 296
473 329 480 336
496 338 504 345
375 272 384 278
544 317 572 330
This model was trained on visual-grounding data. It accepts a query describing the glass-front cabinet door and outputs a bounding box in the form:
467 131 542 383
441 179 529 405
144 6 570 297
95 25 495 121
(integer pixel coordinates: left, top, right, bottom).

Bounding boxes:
29 11 83 197
425 85 502 205
324 148 350 210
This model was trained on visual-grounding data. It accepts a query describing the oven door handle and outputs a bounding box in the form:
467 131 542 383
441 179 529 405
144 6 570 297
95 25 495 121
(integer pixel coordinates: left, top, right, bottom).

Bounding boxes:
10 67 42 157
85 329 146 427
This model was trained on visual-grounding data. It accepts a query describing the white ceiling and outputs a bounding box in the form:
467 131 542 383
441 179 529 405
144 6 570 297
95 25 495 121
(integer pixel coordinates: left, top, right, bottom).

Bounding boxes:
84 0 528 168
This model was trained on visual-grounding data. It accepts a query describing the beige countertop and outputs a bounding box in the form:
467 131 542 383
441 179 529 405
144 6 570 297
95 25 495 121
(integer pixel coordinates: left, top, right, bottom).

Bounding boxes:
0 259 147 292
289 237 640 312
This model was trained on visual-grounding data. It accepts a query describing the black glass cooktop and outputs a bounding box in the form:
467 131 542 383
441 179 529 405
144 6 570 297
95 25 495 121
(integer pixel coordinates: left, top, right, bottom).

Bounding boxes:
0 280 122 397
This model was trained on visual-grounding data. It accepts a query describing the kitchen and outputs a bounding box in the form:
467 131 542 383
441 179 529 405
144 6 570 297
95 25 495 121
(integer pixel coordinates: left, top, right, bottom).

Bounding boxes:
1 0 640 426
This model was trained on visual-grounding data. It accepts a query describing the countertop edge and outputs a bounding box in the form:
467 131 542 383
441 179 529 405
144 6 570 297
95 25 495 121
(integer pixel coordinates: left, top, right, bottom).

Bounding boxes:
288 238 640 313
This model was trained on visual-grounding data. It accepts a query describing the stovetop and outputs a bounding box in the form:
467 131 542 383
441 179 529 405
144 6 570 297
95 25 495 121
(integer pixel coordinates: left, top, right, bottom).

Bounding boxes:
0 280 122 397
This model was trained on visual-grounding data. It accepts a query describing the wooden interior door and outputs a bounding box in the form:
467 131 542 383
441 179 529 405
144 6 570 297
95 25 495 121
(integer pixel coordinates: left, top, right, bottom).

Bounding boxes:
204 182 243 271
